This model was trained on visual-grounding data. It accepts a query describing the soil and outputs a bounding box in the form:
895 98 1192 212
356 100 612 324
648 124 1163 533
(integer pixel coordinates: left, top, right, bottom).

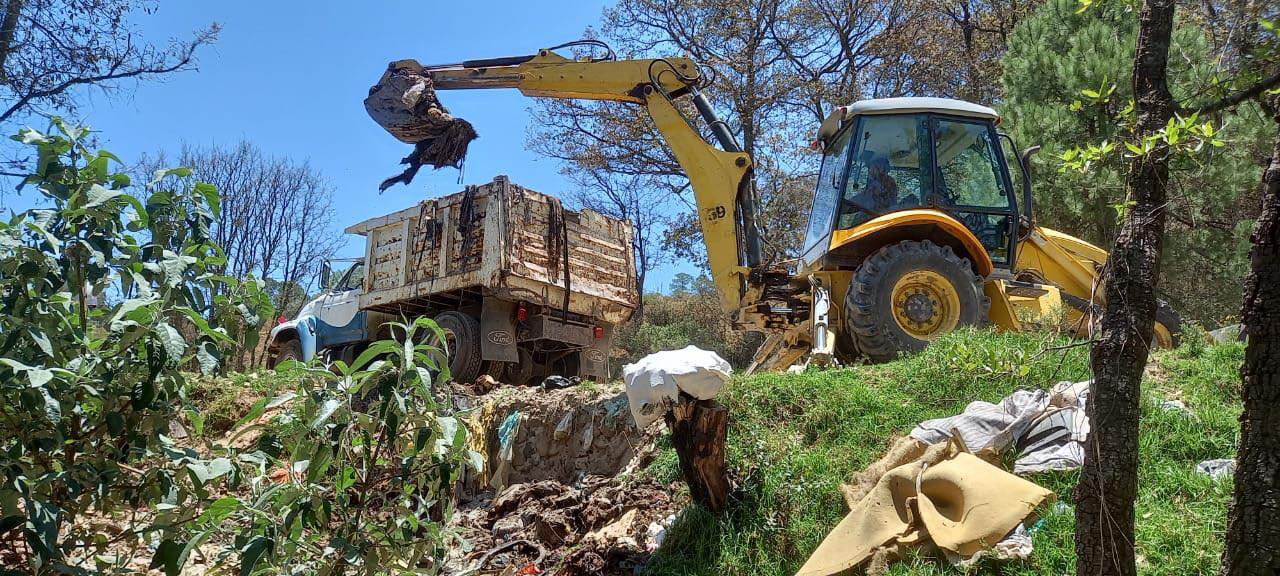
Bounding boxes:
447 380 681 575
450 473 683 575
456 381 648 489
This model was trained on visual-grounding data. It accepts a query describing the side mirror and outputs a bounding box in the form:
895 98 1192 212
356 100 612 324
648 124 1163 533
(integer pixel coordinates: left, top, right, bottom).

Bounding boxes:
320 260 332 291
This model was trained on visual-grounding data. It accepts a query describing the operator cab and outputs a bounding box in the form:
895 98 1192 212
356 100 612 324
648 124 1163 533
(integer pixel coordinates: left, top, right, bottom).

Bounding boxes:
801 97 1021 270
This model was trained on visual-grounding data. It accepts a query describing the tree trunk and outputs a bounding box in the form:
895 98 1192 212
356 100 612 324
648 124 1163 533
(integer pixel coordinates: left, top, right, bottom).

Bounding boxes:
0 0 24 82
1220 96 1280 575
1074 0 1176 574
665 398 730 512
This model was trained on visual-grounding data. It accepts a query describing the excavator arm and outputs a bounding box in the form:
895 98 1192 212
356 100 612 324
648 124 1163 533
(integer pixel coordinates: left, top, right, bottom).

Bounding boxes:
378 47 764 315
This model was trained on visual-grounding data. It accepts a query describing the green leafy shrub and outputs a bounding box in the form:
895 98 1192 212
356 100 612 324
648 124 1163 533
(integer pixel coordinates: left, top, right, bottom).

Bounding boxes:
0 122 475 576
0 121 267 573
187 318 478 574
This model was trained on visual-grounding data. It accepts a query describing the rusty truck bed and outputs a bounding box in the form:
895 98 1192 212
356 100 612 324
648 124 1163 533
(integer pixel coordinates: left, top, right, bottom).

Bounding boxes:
344 176 638 325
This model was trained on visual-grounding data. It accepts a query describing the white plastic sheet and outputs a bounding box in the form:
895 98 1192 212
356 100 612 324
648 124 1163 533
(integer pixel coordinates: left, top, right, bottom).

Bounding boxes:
622 346 732 428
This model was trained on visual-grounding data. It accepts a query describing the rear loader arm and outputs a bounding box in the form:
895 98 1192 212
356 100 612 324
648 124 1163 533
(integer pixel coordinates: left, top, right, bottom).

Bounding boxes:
413 49 759 314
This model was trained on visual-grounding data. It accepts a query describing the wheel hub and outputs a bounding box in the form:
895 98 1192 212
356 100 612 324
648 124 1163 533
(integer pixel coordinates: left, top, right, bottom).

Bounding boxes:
890 270 962 340
903 291 937 324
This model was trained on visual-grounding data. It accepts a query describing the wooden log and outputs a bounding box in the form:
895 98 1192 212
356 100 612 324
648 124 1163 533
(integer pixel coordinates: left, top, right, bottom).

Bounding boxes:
665 398 730 512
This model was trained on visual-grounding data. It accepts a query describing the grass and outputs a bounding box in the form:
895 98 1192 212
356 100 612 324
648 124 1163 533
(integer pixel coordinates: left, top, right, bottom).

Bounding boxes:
643 328 1244 575
183 367 301 437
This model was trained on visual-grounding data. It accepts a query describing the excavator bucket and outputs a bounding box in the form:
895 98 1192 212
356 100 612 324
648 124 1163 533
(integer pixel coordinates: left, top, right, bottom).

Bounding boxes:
365 59 477 190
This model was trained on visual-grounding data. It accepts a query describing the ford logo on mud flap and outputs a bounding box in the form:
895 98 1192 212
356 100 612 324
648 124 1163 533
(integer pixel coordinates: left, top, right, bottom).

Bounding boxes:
585 349 606 364
487 331 513 345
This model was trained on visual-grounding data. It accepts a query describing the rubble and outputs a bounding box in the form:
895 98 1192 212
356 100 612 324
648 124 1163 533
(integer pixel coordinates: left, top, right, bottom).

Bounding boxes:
461 381 645 490
450 472 683 575
448 380 681 575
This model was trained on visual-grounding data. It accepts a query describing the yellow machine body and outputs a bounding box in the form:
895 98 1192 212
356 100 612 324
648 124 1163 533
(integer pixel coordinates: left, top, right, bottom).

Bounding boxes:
376 46 1175 372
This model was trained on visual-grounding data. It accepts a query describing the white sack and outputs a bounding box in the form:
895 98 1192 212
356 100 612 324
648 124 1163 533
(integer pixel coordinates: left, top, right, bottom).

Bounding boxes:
623 346 732 429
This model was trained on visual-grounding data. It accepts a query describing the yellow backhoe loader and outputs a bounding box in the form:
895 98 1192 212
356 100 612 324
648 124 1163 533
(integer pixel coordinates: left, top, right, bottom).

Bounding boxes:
365 43 1181 371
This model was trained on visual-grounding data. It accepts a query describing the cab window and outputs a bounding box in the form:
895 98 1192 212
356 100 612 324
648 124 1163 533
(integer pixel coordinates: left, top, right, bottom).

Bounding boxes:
802 127 852 260
336 262 365 291
932 118 1012 208
837 114 932 229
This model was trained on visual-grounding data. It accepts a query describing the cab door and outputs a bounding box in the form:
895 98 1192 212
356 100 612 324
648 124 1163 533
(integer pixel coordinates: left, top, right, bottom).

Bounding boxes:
315 261 367 350
929 116 1020 268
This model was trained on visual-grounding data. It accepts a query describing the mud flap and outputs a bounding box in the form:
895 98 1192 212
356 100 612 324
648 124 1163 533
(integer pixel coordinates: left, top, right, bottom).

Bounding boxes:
581 323 612 380
480 297 518 362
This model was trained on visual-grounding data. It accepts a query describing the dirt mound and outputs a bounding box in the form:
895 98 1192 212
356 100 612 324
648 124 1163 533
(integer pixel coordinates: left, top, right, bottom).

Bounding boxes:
451 474 683 575
462 382 645 489
449 381 682 575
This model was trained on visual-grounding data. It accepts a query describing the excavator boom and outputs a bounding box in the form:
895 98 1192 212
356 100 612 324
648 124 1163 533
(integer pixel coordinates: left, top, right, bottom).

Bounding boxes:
373 47 770 317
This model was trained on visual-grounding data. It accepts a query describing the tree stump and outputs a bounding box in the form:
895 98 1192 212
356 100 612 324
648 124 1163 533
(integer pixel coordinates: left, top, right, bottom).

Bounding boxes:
664 398 730 512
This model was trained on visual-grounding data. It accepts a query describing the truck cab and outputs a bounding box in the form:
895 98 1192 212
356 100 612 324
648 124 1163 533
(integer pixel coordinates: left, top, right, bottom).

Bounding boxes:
267 258 373 367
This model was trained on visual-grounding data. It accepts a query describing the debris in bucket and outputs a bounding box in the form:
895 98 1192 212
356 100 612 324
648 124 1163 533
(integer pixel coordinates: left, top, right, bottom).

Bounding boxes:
365 59 478 191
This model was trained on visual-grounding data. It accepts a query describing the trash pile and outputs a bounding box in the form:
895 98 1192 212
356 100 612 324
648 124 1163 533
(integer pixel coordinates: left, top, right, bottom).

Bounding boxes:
364 59 478 191
450 474 682 575
458 381 643 491
448 378 684 575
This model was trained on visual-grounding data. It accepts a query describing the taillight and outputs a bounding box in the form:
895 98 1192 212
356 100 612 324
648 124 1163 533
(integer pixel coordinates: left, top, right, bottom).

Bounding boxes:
277 315 287 325
593 326 605 339
516 305 528 322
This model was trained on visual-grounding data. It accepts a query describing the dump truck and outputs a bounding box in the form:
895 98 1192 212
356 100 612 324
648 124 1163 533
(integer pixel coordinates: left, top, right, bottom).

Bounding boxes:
363 43 1182 371
265 176 638 382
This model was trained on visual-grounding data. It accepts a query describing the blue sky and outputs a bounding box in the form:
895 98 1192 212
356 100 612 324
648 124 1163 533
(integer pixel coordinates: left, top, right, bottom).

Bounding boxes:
22 0 697 292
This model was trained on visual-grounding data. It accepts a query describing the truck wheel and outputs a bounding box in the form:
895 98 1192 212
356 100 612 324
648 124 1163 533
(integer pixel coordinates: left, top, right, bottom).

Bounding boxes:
273 339 303 369
1153 299 1182 349
435 311 483 383
844 240 989 362
504 348 535 386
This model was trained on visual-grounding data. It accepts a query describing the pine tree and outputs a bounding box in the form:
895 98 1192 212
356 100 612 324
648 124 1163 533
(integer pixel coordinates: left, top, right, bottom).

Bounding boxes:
1000 0 1271 324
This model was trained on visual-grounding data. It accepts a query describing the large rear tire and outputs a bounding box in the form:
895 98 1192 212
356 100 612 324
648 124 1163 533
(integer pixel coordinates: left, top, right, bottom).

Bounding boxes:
434 311 483 383
1153 299 1182 349
844 240 989 362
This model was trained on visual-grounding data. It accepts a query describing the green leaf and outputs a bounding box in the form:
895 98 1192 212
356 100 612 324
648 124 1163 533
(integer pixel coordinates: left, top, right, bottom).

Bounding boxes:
310 398 341 429
111 295 159 324
350 340 400 371
151 167 193 183
27 367 53 388
156 323 187 361
335 466 356 492
239 535 272 576
24 498 61 562
195 182 221 218
150 538 184 576
84 184 122 209
38 386 60 422
195 342 220 375
199 497 241 524
159 251 197 287
265 392 297 410
26 328 54 358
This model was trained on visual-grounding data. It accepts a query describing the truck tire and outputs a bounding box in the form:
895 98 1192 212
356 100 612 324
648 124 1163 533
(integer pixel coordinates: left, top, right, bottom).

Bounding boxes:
1153 299 1182 349
273 339 303 369
435 311 483 383
844 240 989 363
